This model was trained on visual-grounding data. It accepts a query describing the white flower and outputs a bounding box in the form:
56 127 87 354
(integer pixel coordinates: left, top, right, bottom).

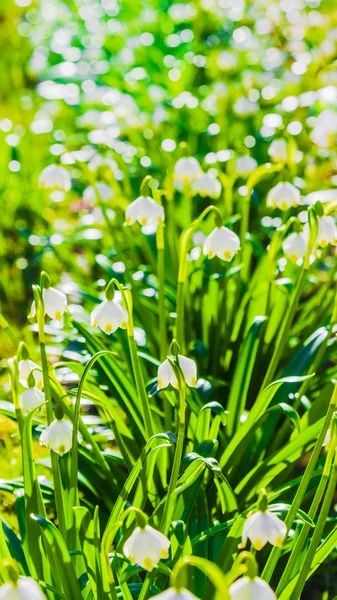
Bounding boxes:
18 359 43 389
234 98 258 116
235 156 258 177
229 577 276 600
303 215 337 248
303 189 337 205
173 157 202 190
267 182 300 211
123 525 170 571
83 182 115 203
90 299 128 334
282 232 307 263
125 196 164 227
203 226 240 261
158 355 197 390
216 50 238 71
29 287 67 321
191 173 221 199
40 419 82 456
152 588 199 600
39 165 71 192
0 578 47 600
268 139 287 163
311 110 337 148
20 387 45 415
242 510 287 550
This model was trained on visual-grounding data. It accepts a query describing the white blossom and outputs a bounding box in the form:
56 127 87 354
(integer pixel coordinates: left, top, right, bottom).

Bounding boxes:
18 359 43 389
0 578 47 600
40 419 82 456
282 232 307 263
234 97 258 116
125 196 164 227
173 157 202 190
268 139 287 163
29 287 67 321
158 355 197 390
39 165 71 191
152 588 199 600
304 189 337 206
83 182 115 203
20 387 45 415
203 226 240 261
303 215 337 248
229 577 276 600
191 173 221 199
123 525 170 571
90 299 128 334
242 510 287 550
267 182 300 211
235 156 258 177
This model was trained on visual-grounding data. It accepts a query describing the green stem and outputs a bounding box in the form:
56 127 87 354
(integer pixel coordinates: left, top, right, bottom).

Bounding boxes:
157 224 167 362
261 383 337 582
128 334 154 438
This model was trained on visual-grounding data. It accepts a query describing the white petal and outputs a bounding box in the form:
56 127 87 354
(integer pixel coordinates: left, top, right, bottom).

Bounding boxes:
158 359 176 389
152 588 199 600
178 355 197 387
18 360 43 389
0 578 47 600
43 288 67 320
91 300 128 334
229 577 276 600
20 388 45 415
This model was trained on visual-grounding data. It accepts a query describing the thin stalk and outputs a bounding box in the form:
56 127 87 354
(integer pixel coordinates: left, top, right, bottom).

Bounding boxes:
261 382 337 582
156 223 167 361
291 452 337 599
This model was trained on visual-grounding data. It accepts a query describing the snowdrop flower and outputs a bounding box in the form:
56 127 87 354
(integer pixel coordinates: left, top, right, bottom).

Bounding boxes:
18 359 43 389
158 355 197 390
173 157 202 190
242 510 287 550
152 588 199 600
304 189 337 206
203 226 240 261
267 182 300 211
20 387 45 415
311 110 337 148
125 196 164 227
90 299 128 334
235 156 258 177
303 215 337 248
123 525 170 571
0 578 47 600
83 182 115 203
39 165 71 192
191 173 221 199
282 232 307 263
268 139 287 163
29 287 67 321
229 577 276 600
40 419 81 456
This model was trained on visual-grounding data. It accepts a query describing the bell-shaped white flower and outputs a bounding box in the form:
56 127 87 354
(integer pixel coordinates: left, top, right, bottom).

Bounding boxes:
90 299 128 334
18 359 43 389
152 588 199 600
83 182 115 203
191 173 221 199
267 182 300 211
304 189 337 206
39 165 71 192
229 577 276 600
203 226 240 261
268 139 288 163
125 196 164 227
235 156 258 177
158 355 197 390
40 419 82 456
303 215 337 248
0 578 47 600
173 157 202 191
282 232 307 263
242 510 287 550
29 288 67 321
123 525 170 571
20 387 45 415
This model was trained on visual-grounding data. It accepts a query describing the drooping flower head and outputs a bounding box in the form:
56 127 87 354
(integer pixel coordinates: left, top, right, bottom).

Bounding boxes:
203 226 240 261
0 577 47 600
158 354 197 390
267 182 300 211
235 156 258 177
229 576 276 600
125 196 164 227
123 524 170 571
152 588 199 600
191 173 221 199
304 215 337 248
91 299 128 334
20 387 45 415
39 165 71 192
173 157 202 191
268 139 288 163
40 418 82 456
29 287 68 321
282 232 307 263
242 510 287 550
18 359 43 389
